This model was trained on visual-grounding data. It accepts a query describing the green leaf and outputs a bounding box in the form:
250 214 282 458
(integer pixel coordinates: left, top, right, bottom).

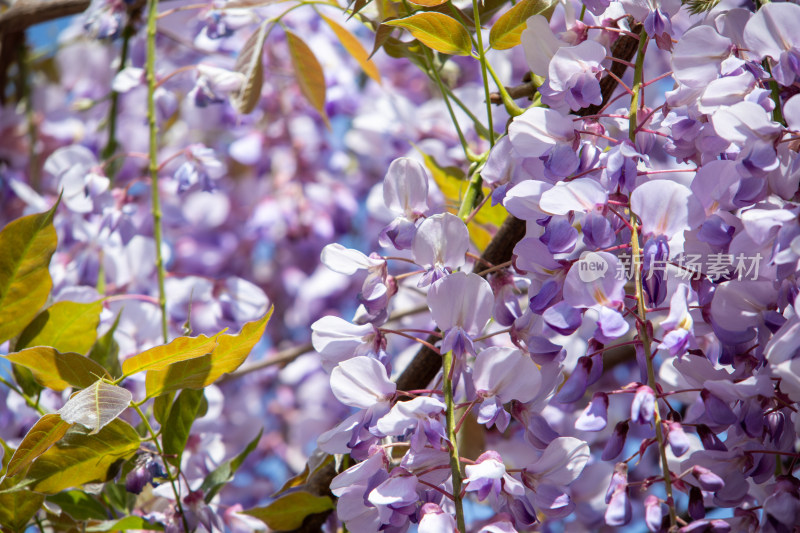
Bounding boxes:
200 429 262 503
320 13 381 84
0 490 45 532
3 347 111 391
384 13 472 56
380 37 428 70
85 516 164 531
46 490 109 521
103 481 135 514
286 30 330 128
243 492 335 530
6 414 71 477
58 380 132 435
489 0 556 50
153 392 175 426
121 332 220 377
15 300 102 354
88 310 123 378
25 419 140 494
232 21 269 114
162 389 205 467
145 310 272 398
0 202 59 345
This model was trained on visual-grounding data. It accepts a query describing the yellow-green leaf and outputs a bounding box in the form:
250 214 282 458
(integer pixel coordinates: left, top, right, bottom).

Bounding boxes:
145 310 272 398
58 380 132 435
0 202 58 345
6 414 71 477
407 0 448 6
286 31 330 127
419 150 506 250
384 13 472 56
243 492 335 530
121 332 220 377
489 0 556 50
232 21 269 114
419 149 467 210
3 347 111 391
85 517 164 531
0 490 45 532
319 13 381 84
24 419 140 494
15 300 103 354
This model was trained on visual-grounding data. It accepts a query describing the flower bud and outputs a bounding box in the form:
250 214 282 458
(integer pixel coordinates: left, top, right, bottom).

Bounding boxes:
631 385 656 424
602 420 629 461
691 465 725 492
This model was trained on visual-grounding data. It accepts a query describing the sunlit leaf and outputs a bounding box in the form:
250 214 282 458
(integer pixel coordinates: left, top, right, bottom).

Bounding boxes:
162 389 205 467
145 310 272 397
243 491 335 530
0 490 45 532
319 13 381 84
384 13 472 56
232 21 270 114
85 516 164 531
3 347 111 391
58 380 132 434
88 310 122 378
0 202 58 345
489 0 556 50
407 0 448 6
286 30 330 127
6 414 71 477
25 419 140 494
200 429 262 503
419 150 506 250
121 332 220 377
15 300 103 354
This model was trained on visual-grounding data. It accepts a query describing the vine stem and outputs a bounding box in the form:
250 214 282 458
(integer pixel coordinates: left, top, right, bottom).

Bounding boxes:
627 26 648 138
131 402 189 532
631 220 676 527
442 350 466 533
0 376 46 415
471 0 494 147
102 17 135 181
628 26 676 527
146 0 169 344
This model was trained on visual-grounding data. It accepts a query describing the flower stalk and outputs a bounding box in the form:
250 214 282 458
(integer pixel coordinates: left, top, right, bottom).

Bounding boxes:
146 0 169 344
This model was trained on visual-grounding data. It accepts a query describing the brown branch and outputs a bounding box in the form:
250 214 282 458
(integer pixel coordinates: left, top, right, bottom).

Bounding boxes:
0 0 90 34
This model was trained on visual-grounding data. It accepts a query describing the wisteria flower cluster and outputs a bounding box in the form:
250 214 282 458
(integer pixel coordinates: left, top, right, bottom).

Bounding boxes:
2 0 800 530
